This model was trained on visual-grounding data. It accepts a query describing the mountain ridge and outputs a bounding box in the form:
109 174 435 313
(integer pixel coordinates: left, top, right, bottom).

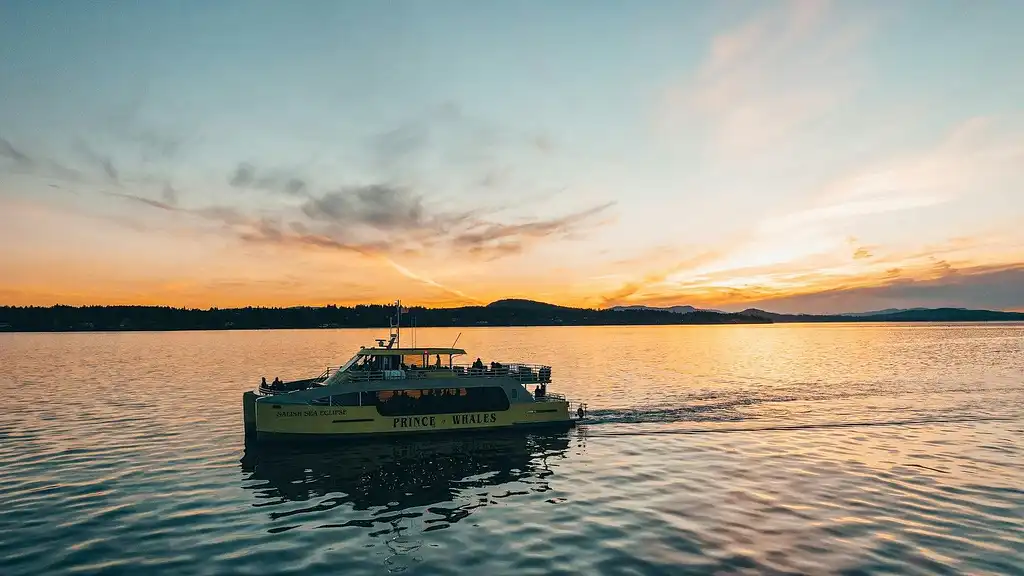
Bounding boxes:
737 307 1024 322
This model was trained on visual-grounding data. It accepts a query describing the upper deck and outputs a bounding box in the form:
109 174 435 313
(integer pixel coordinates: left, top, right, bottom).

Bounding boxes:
338 362 552 384
257 355 552 396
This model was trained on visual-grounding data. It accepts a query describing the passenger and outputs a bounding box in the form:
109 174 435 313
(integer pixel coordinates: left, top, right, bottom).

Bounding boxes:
435 354 441 368
577 405 585 419
261 376 267 387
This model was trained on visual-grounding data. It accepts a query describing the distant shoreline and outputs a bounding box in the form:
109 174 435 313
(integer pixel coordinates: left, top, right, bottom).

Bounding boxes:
3 321 1024 335
2 301 1022 333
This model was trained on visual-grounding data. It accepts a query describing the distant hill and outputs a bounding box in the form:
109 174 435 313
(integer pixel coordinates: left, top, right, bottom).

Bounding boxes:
870 308 1024 322
610 304 696 314
740 307 1024 323
608 304 726 314
486 299 571 311
840 307 931 317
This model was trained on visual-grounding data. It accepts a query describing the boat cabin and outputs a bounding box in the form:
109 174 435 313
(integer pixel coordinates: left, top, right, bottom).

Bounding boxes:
346 346 466 373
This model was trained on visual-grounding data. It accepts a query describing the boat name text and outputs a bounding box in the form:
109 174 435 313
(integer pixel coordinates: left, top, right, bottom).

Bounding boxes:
393 412 498 428
275 409 348 418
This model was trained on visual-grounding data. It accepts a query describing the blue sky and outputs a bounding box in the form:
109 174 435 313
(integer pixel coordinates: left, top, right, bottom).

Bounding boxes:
2 0 1023 311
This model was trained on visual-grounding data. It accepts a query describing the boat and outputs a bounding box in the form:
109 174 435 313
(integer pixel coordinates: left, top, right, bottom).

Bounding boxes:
243 301 587 441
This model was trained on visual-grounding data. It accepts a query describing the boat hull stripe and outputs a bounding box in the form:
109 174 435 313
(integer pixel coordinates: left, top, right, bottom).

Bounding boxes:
254 419 575 442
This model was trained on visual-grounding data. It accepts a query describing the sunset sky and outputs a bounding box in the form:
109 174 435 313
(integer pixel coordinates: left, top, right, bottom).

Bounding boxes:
2 0 1023 313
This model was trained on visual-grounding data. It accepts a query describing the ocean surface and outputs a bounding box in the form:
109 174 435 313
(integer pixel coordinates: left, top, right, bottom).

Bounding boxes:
1 324 1022 575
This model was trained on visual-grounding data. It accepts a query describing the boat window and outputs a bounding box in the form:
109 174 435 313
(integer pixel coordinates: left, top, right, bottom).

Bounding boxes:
364 386 510 416
402 354 425 368
356 355 400 371
311 392 360 406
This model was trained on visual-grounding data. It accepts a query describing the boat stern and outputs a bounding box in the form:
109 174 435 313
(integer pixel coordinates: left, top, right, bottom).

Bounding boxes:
243 391 258 437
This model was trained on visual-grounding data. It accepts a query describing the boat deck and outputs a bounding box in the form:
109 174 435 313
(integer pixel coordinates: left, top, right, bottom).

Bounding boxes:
258 362 552 396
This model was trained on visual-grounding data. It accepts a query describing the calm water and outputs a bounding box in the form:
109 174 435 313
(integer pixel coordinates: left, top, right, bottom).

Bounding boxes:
1 324 1022 575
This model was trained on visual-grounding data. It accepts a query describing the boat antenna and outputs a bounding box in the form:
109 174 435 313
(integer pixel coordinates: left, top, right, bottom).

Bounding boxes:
451 332 462 348
395 299 401 349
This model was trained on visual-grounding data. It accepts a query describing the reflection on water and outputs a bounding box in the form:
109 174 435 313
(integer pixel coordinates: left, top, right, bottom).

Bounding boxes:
241 431 573 527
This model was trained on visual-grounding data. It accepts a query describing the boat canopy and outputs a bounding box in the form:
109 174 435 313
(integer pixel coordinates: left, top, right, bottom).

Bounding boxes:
358 347 466 356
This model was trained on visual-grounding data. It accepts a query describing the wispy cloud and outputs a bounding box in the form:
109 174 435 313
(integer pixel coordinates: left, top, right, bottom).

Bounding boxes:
74 140 119 184
227 162 308 196
0 137 33 166
301 184 432 230
451 201 617 259
663 0 869 156
598 248 726 306
161 183 179 206
233 219 478 301
383 259 478 303
733 263 1024 314
762 116 1024 234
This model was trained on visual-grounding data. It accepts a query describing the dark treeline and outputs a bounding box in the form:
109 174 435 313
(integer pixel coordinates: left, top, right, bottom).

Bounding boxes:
4 300 1017 333
0 301 770 332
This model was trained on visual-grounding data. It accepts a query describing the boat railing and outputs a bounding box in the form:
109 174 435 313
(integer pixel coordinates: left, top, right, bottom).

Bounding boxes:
535 392 566 401
530 392 589 420
337 363 553 384
256 366 337 395
452 363 552 383
341 369 416 382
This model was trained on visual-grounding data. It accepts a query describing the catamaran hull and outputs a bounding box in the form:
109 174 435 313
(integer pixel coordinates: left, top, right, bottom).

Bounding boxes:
243 391 575 441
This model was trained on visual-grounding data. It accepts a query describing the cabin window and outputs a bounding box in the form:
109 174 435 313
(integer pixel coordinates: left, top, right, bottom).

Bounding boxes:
331 392 361 406
365 386 510 416
312 392 360 406
402 354 425 368
355 355 400 371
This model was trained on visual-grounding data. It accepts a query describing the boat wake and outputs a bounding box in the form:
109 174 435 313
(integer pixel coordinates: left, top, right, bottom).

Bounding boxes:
574 383 1024 432
576 388 1022 435
578 414 1018 437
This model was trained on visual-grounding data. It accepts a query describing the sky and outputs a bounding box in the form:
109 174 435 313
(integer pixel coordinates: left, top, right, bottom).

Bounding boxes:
1 0 1023 313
